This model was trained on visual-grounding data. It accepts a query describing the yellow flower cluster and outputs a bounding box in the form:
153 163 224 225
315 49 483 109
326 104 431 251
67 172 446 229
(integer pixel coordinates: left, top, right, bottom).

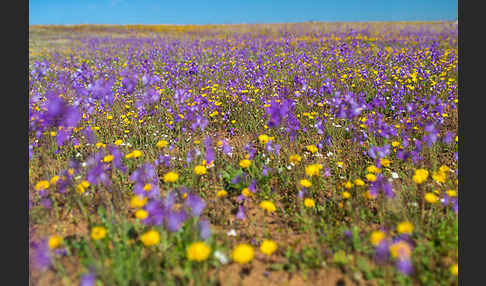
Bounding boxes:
125 150 142 159
239 159 251 168
187 242 211 262
259 200 276 213
163 171 179 183
232 244 254 264
194 165 207 175
413 169 429 184
305 164 322 177
140 229 160 246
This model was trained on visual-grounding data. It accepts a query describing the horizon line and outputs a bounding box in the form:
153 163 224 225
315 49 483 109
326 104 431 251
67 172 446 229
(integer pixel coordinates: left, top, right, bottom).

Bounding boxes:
29 20 457 27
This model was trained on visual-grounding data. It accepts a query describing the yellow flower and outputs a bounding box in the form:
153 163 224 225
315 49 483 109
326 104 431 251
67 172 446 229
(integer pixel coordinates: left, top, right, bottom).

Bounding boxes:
397 221 414 235
366 165 381 173
241 188 251 197
259 200 276 213
217 190 228 197
239 159 251 168
305 164 322 177
412 169 429 184
163 171 179 183
343 181 354 189
258 134 272 144
130 195 147 208
76 181 90 194
446 190 457 197
103 154 114 163
370 230 386 246
439 165 450 173
91 226 107 240
135 209 148 219
304 198 315 208
140 229 160 246
300 179 312 188
389 241 412 259
114 139 123 145
305 145 318 153
143 184 153 192
156 140 168 148
35 180 50 191
289 154 302 164
380 158 391 168
342 191 351 199
48 235 63 249
391 141 400 147
50 176 60 185
364 190 377 199
425 192 439 203
432 170 447 183
450 263 458 276
186 242 211 262
365 174 377 182
232 244 254 264
125 150 142 159
194 165 207 175
260 239 277 256
354 179 365 186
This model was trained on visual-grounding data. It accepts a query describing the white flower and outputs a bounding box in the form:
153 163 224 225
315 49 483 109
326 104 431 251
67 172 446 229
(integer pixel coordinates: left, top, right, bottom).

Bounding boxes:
214 250 228 264
227 229 237 237
391 172 399 179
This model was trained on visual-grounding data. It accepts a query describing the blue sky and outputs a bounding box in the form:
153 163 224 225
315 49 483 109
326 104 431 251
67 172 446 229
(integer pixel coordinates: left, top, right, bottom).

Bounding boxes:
29 0 457 25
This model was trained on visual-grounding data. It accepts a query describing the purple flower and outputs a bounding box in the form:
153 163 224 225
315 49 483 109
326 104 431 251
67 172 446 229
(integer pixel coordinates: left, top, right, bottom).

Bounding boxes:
144 199 165 226
442 131 454 145
370 174 394 198
199 219 211 240
79 271 96 286
30 240 51 271
395 258 414 275
41 92 81 128
56 128 72 147
368 145 390 161
221 139 232 155
85 152 111 187
249 179 257 193
374 240 390 264
41 198 52 209
297 188 307 200
204 135 215 165
185 194 206 217
236 205 246 220
165 210 187 232
323 167 331 177
107 145 126 172
130 163 158 198
82 127 97 144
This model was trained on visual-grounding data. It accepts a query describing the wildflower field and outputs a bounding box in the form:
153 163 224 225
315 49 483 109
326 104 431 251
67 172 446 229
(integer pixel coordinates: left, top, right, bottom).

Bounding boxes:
29 22 458 285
